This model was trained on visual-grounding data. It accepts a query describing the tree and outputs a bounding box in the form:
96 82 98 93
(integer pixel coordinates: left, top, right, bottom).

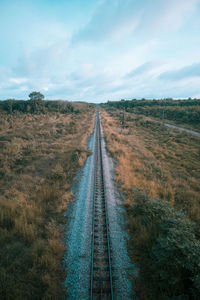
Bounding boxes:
29 91 44 101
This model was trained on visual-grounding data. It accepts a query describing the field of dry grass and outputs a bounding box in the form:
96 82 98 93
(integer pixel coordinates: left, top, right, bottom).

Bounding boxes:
129 104 200 131
101 107 200 299
105 99 200 131
0 104 95 299
101 109 200 224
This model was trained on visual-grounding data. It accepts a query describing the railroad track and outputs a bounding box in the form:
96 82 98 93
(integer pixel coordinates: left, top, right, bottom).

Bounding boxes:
90 109 114 300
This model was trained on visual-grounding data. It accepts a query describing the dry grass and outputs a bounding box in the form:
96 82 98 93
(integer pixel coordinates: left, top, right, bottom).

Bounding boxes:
101 108 200 299
101 109 200 225
0 106 95 299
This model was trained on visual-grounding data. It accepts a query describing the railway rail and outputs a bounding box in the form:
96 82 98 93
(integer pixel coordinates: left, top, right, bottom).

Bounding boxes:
90 109 114 299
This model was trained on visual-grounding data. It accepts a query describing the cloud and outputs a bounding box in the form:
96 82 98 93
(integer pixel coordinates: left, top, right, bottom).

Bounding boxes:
73 0 200 44
72 0 142 43
159 62 200 81
13 39 70 79
9 78 28 84
1 0 200 101
125 62 158 78
140 0 200 34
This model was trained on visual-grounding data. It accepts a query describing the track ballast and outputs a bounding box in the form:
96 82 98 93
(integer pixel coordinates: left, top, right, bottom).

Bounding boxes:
90 109 114 300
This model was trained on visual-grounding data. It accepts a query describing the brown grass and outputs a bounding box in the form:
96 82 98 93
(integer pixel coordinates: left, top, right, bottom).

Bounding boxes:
101 109 200 225
0 106 95 299
101 107 200 299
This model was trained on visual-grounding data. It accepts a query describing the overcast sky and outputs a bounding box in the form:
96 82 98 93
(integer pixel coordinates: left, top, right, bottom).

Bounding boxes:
0 0 200 102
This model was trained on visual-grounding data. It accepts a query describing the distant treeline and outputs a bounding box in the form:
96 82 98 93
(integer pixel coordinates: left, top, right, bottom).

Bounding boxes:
0 99 75 114
104 98 200 108
103 99 200 130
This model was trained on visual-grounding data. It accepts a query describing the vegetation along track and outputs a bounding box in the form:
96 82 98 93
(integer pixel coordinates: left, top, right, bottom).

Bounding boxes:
90 109 113 299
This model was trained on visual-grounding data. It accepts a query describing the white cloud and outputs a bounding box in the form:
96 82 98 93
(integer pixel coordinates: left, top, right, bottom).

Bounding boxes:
9 78 28 84
0 0 200 101
151 0 199 33
74 0 200 44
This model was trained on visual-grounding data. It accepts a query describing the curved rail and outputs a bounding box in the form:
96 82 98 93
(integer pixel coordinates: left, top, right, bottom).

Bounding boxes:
90 109 114 299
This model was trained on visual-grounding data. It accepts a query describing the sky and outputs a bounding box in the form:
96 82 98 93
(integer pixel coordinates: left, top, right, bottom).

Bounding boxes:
0 0 200 102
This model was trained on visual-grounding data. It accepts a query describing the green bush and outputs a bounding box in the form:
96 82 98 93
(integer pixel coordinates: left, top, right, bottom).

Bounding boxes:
0 100 74 114
128 195 200 299
103 99 200 129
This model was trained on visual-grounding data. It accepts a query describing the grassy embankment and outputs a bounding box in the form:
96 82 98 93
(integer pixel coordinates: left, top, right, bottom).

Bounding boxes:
101 106 200 300
0 101 95 299
106 99 200 131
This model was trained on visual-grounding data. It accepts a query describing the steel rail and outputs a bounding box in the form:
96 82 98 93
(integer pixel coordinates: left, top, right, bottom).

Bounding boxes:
90 114 97 299
90 109 114 299
99 114 114 300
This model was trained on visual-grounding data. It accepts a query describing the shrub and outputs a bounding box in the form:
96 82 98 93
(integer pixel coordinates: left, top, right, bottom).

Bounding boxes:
50 164 66 181
0 105 95 299
0 100 74 114
128 194 200 299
